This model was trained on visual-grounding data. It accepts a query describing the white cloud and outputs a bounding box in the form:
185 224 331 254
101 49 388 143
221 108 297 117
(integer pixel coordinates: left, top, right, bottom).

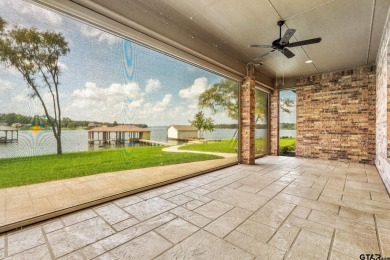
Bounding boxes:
13 1 63 26
160 94 172 106
145 79 161 93
0 79 14 90
80 25 120 45
179 77 208 100
280 107 296 124
70 82 143 121
57 61 67 70
179 77 209 109
134 94 178 125
12 93 27 102
4 66 19 76
142 94 172 113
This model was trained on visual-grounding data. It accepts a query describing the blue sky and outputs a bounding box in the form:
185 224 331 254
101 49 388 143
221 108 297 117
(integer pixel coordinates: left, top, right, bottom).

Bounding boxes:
0 0 236 126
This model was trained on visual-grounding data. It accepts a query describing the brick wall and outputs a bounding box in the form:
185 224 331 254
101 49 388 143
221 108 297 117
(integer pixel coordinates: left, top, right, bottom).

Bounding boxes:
375 9 390 193
240 77 255 164
295 66 376 164
270 88 279 155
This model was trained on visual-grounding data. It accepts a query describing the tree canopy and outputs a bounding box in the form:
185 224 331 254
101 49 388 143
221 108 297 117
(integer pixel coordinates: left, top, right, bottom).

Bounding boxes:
198 79 294 122
0 17 70 154
199 79 239 120
189 111 215 139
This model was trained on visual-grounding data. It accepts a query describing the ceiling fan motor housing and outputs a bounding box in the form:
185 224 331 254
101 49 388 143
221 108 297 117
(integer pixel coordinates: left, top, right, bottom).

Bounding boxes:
272 38 285 50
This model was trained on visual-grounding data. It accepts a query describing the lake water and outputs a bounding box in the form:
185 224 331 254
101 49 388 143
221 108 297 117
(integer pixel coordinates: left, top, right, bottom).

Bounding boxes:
279 129 296 138
0 127 296 159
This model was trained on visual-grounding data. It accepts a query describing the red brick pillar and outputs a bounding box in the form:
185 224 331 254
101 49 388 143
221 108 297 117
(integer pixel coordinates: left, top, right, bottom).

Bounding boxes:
240 75 255 164
270 87 279 155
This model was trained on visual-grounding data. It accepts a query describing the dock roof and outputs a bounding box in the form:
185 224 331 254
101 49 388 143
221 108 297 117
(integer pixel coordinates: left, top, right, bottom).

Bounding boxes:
0 126 18 131
88 125 150 132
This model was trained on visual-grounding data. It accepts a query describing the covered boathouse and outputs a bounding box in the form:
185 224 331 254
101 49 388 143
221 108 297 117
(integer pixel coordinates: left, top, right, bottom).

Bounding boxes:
0 125 18 143
88 124 150 145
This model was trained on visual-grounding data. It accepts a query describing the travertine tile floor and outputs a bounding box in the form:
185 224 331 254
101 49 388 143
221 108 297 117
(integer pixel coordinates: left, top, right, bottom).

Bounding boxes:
1 156 390 259
0 157 236 229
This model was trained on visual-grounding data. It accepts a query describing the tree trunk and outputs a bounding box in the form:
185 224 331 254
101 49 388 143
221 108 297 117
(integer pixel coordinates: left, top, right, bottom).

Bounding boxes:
55 133 62 154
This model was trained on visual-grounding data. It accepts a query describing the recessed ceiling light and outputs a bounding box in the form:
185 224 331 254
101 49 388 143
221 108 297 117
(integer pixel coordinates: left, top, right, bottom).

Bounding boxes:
305 60 313 64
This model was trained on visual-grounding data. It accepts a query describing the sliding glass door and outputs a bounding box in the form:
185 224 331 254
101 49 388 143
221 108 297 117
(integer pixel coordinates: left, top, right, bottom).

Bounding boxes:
255 88 269 157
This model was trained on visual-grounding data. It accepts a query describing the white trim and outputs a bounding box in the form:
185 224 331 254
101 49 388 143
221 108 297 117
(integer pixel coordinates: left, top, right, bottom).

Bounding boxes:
255 81 273 93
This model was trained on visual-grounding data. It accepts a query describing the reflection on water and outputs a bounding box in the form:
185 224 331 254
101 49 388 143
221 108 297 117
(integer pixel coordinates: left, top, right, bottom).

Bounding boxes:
0 127 251 159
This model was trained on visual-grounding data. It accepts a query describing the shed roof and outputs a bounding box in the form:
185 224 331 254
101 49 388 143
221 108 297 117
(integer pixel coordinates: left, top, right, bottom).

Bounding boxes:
89 125 150 132
0 126 18 131
169 125 197 131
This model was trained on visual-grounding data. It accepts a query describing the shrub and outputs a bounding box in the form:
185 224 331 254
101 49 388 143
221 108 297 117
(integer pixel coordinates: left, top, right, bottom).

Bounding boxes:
280 143 296 154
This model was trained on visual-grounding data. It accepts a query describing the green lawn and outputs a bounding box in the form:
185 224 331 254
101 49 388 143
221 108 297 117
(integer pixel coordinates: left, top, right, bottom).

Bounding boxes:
0 146 221 188
179 139 238 153
179 138 269 155
280 137 296 147
177 137 296 155
255 138 268 155
280 137 296 153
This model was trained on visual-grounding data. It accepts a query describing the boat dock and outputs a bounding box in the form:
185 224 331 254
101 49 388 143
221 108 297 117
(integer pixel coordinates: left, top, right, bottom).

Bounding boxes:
88 125 151 145
0 126 18 143
136 139 172 146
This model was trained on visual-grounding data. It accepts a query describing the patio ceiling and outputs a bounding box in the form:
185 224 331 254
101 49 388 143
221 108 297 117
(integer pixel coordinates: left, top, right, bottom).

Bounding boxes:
67 0 390 82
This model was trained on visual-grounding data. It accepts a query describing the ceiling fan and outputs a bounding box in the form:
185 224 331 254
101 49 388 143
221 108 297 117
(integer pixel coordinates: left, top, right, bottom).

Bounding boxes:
249 20 322 60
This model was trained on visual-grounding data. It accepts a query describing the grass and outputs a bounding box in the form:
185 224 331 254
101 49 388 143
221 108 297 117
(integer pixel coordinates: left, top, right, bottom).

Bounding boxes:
178 139 238 153
255 138 268 155
0 146 221 188
279 137 296 147
177 137 297 155
179 138 268 155
280 137 296 154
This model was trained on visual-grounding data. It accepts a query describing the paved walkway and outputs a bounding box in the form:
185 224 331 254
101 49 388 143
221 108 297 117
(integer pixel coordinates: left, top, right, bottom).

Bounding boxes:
1 156 389 259
162 145 237 158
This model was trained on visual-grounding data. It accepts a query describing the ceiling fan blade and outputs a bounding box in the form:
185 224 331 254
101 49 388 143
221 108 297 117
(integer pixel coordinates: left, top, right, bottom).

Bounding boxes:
282 48 295 59
249 44 273 48
279 28 296 45
254 50 275 60
286 37 322 47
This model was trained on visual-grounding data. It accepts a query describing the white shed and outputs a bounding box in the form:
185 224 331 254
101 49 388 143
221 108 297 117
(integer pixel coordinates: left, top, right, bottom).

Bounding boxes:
167 125 198 140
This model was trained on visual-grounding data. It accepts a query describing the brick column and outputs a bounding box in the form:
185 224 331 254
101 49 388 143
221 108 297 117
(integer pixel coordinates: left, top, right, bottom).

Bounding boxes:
240 75 255 164
270 87 279 155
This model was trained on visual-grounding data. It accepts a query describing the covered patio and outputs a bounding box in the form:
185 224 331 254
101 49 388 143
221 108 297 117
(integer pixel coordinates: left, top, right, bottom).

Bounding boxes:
2 0 390 258
1 156 389 259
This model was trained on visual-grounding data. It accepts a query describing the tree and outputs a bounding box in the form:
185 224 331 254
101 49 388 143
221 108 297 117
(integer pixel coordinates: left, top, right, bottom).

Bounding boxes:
199 79 294 121
61 117 71 128
255 89 267 124
199 79 239 120
0 17 70 154
113 121 118 126
67 122 77 129
5 113 17 126
280 97 294 113
189 111 215 139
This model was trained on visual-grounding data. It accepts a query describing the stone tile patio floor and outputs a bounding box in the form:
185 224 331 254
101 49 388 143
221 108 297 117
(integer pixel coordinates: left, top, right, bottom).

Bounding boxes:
1 156 390 259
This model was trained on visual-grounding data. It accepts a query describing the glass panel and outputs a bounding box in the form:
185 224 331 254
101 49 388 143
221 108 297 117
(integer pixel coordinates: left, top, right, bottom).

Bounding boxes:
279 89 296 156
0 0 238 227
255 89 269 156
